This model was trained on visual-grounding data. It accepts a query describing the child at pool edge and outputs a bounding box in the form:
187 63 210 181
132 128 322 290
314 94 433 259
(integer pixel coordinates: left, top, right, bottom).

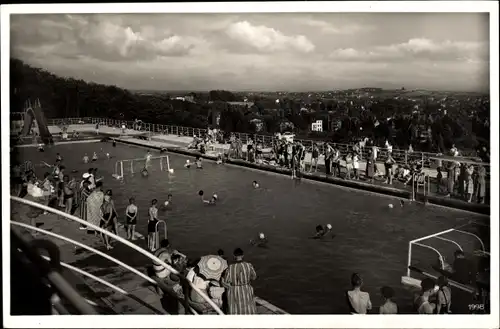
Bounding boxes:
379 286 398 314
148 199 159 251
125 197 138 240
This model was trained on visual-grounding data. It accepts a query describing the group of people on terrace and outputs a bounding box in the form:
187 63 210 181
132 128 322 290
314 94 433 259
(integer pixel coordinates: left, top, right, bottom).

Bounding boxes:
182 131 488 204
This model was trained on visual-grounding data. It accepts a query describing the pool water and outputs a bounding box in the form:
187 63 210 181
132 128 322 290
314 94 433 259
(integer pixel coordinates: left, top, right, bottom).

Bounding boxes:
15 142 489 314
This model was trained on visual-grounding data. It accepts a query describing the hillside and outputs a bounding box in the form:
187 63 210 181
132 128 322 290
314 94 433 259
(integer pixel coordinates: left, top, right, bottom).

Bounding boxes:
10 59 213 128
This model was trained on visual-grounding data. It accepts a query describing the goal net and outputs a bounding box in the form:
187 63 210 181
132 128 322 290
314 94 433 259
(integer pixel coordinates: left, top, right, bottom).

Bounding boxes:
401 220 489 293
114 155 172 178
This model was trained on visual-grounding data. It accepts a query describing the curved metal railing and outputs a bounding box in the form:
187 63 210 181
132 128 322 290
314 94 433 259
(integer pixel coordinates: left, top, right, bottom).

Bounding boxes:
10 195 225 315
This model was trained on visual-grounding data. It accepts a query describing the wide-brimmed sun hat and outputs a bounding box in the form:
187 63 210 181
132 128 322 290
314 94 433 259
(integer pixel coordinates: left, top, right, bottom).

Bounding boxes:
82 173 91 179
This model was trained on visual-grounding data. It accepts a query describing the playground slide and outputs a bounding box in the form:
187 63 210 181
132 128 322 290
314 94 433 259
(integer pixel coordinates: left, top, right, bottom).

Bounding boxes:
20 110 34 136
21 99 53 144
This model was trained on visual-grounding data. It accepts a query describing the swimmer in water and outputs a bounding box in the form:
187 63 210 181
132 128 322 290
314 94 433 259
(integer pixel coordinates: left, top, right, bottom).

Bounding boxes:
163 194 173 208
106 152 111 159
252 181 259 189
141 167 149 177
92 152 98 162
56 153 62 162
38 144 45 152
184 160 191 168
83 153 89 164
145 150 152 169
216 153 223 164
309 224 335 239
199 190 217 204
196 157 203 169
250 233 268 247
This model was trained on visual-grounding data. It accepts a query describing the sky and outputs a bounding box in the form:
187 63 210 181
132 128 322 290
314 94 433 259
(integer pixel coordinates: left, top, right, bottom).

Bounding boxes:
10 12 490 92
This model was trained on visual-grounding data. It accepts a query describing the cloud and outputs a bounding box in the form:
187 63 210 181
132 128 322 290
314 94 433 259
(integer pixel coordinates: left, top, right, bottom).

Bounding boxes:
302 19 374 35
225 21 315 53
329 38 488 63
10 14 489 92
11 15 204 62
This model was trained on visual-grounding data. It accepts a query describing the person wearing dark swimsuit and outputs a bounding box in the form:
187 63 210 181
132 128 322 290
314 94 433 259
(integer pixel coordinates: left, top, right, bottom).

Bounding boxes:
148 199 159 251
62 175 75 216
101 189 117 250
125 197 138 240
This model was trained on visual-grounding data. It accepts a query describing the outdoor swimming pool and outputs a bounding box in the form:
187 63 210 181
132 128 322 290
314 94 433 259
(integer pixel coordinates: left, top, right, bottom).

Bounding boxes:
15 141 489 314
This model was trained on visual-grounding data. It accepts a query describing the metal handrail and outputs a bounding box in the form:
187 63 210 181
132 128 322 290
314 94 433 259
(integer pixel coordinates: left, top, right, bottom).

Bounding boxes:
15 221 198 314
11 221 157 285
39 255 167 315
10 196 225 315
155 220 168 250
11 230 97 314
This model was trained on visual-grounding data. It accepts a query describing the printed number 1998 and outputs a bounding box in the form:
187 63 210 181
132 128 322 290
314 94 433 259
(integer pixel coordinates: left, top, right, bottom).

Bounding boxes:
469 304 485 311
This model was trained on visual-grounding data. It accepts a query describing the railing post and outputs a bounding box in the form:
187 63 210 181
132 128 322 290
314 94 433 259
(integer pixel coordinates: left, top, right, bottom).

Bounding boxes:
404 150 408 165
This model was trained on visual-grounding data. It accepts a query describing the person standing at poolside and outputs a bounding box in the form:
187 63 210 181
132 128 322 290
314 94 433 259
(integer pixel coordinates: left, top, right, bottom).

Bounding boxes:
125 197 138 240
222 248 257 314
324 143 333 175
86 181 104 235
331 146 341 177
476 164 486 204
415 278 436 314
353 152 360 180
148 199 159 251
78 180 91 230
145 150 152 169
100 189 117 250
379 286 398 314
346 273 372 314
309 143 319 173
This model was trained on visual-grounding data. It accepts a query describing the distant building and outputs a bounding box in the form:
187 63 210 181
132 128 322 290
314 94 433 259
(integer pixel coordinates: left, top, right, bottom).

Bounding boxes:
227 101 255 107
311 120 323 132
172 95 195 103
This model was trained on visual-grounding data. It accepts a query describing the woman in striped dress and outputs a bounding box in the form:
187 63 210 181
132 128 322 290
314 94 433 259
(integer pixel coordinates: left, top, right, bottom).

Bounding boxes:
222 248 257 314
79 180 91 230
